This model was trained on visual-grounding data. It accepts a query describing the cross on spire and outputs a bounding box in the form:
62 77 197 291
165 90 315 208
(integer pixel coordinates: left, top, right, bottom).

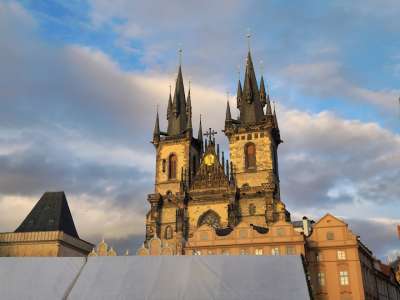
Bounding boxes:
204 128 218 141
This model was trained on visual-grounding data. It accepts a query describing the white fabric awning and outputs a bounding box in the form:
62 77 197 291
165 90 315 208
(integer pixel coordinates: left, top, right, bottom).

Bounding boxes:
0 256 310 300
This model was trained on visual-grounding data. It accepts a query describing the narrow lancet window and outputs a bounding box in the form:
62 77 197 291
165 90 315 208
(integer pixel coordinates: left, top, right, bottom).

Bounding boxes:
168 154 177 179
245 143 256 169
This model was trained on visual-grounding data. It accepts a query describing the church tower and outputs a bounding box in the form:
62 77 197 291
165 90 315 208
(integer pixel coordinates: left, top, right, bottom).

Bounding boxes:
146 64 202 251
152 65 202 196
224 50 285 224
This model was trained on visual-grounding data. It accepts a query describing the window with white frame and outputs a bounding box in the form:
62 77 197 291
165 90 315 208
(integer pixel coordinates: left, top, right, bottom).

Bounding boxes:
337 250 346 260
339 271 349 285
271 247 280 256
317 272 325 286
255 248 263 255
193 250 201 256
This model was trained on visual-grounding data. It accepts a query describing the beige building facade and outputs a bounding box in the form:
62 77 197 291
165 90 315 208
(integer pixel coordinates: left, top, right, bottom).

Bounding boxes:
0 231 92 257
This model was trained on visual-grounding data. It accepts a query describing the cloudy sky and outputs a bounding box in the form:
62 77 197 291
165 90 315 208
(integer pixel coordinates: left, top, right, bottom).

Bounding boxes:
0 0 399 258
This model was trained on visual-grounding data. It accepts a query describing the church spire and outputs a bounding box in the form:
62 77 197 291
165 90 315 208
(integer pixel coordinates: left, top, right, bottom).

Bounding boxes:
167 64 187 136
238 50 264 124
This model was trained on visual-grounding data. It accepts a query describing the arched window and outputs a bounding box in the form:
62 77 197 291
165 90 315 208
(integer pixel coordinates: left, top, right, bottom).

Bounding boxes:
168 154 177 179
164 226 173 240
245 143 256 169
197 210 221 229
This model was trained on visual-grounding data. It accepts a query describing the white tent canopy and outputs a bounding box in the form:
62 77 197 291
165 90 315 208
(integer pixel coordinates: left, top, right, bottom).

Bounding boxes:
0 256 310 300
0 257 85 300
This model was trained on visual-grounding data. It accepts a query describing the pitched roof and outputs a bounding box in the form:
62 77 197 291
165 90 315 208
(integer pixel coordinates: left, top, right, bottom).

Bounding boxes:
15 191 79 238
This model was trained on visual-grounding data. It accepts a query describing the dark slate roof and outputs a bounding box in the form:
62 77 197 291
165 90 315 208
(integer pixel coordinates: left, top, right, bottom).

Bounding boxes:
15 191 79 238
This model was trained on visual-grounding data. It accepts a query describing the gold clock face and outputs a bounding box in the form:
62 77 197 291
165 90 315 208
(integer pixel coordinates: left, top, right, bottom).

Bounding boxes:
204 154 215 166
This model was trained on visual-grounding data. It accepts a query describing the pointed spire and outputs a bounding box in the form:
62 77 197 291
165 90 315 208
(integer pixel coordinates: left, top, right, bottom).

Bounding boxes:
222 151 225 171
225 100 232 122
198 115 203 140
167 85 172 120
153 107 160 143
197 114 203 151
186 86 192 135
236 79 242 108
273 101 279 129
172 66 184 116
167 65 187 136
259 75 266 107
243 51 257 101
266 82 272 115
238 50 264 124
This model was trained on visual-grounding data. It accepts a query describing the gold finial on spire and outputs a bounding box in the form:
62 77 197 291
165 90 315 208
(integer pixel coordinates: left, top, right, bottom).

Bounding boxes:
188 79 191 90
169 84 171 95
237 64 241 80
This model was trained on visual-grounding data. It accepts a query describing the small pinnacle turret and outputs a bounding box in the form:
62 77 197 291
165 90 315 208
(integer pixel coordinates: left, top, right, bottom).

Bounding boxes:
265 82 272 115
186 88 193 137
167 89 172 120
153 109 160 144
236 80 242 109
273 103 279 130
198 115 203 142
226 100 232 121
259 75 266 107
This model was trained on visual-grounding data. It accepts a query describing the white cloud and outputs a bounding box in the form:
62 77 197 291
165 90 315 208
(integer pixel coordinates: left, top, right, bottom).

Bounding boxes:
281 62 400 111
0 193 145 240
1 1 399 258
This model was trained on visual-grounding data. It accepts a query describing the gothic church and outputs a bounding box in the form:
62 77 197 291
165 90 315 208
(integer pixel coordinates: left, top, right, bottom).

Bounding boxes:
144 50 292 255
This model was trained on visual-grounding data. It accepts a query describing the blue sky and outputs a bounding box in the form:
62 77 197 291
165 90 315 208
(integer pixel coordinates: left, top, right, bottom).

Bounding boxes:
0 0 399 258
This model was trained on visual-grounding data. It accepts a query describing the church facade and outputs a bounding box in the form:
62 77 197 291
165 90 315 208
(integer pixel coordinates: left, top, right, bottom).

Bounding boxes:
141 50 400 300
145 50 290 255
